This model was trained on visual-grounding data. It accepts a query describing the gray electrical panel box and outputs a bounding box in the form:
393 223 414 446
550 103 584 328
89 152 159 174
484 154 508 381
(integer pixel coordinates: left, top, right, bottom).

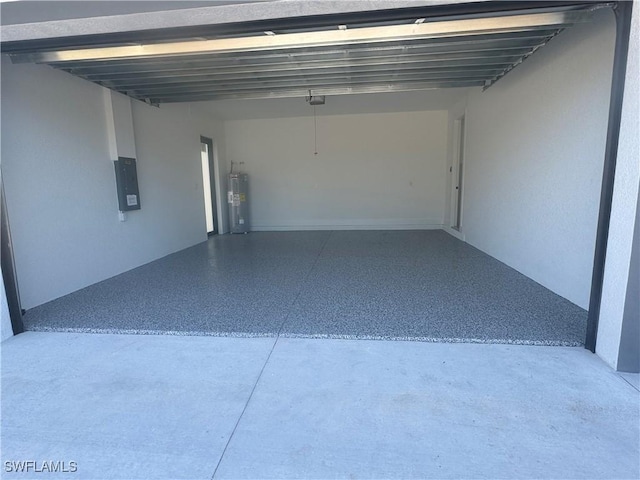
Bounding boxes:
228 173 249 233
114 157 141 211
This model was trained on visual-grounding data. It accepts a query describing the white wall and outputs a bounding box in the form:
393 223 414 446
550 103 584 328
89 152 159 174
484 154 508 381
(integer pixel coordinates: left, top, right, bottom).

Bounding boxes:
459 9 616 309
223 110 448 230
1 59 226 309
597 3 640 369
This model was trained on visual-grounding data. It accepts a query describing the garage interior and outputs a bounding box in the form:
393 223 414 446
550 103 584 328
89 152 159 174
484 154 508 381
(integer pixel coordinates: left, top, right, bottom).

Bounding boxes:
0 1 627 349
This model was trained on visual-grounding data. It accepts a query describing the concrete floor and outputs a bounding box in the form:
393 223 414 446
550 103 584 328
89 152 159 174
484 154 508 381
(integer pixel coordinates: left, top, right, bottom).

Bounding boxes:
23 231 587 346
1 332 638 479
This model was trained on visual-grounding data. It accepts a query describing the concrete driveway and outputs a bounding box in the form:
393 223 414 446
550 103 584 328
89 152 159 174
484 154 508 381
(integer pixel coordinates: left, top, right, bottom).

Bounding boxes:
1 332 638 479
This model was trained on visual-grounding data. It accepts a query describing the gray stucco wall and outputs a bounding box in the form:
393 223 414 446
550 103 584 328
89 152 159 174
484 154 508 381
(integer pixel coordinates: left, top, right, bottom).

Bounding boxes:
617 186 640 373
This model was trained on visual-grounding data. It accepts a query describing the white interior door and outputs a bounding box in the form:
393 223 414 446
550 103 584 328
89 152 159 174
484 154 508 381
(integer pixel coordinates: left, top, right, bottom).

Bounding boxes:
451 116 465 231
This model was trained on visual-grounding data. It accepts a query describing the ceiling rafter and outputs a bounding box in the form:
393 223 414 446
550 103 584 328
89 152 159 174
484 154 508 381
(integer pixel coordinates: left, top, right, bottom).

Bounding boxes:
5 7 599 103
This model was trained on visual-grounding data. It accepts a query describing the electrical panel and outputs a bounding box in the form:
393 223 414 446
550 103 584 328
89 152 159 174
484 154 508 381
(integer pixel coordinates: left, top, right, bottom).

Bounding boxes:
114 157 141 211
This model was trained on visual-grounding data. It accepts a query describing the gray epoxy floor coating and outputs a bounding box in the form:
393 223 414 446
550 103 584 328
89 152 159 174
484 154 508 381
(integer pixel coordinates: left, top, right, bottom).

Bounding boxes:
24 230 588 345
1 332 638 479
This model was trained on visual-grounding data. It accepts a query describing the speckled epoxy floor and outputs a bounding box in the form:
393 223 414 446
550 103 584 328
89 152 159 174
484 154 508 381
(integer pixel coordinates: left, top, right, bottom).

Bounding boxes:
23 230 588 345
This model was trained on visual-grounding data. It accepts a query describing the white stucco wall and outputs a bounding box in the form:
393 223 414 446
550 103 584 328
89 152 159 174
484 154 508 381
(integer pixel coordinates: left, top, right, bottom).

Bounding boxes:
223 110 449 230
1 59 226 309
460 9 616 309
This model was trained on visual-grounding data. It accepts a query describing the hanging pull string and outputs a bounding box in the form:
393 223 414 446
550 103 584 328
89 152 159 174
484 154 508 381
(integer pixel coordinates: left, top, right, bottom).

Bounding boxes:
313 104 318 156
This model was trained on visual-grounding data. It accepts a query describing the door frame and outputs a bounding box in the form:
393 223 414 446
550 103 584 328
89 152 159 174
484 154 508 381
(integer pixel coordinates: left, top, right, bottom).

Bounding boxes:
200 136 219 235
585 0 634 352
1 178 24 335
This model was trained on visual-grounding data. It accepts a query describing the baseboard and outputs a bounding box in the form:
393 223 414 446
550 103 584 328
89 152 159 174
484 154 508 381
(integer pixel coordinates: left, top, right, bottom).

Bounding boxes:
443 226 465 241
250 223 444 231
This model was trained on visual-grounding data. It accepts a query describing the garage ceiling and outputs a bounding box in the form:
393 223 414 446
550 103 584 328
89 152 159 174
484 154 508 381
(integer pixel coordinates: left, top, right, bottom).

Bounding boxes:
3 3 602 104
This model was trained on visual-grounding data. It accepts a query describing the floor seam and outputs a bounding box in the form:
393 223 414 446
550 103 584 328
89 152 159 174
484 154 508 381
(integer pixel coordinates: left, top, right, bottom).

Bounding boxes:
209 335 279 480
274 230 333 336
210 231 332 479
619 374 640 392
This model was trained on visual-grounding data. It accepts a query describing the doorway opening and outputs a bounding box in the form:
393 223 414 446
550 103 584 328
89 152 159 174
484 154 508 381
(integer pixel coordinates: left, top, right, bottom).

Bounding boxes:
451 115 465 232
200 136 218 235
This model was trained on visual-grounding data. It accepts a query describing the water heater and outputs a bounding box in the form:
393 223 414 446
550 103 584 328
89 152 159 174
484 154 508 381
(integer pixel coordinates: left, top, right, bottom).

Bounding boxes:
227 173 249 234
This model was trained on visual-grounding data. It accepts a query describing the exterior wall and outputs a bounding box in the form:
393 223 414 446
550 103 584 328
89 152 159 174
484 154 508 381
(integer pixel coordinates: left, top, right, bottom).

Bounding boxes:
617 187 640 373
597 3 640 369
